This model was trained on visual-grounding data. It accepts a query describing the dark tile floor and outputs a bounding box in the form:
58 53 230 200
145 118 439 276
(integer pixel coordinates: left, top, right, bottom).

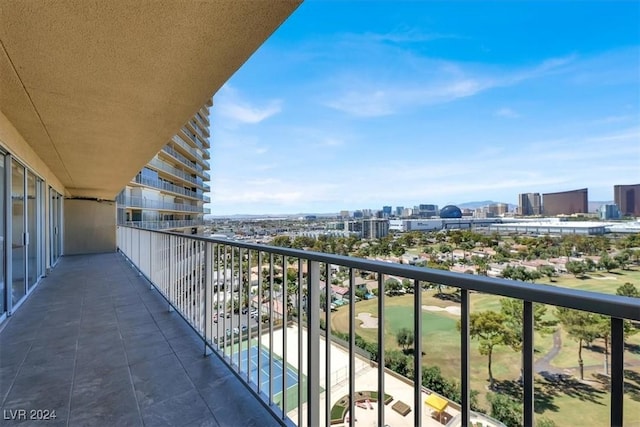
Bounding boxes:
0 253 283 427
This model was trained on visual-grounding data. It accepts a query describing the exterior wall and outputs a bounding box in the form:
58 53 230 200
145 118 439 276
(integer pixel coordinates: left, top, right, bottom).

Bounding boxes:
0 111 65 194
489 223 606 235
64 199 116 254
542 188 588 215
614 184 640 217
407 219 443 231
518 193 541 216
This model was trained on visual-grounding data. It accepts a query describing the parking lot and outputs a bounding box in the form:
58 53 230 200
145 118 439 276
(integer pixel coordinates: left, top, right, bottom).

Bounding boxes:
212 308 261 341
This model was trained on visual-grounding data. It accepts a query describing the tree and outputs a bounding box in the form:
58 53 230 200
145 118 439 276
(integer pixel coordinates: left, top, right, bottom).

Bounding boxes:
538 265 557 282
555 307 601 379
458 311 507 389
471 256 489 276
499 298 554 380
614 250 631 270
396 327 414 351
616 282 639 298
487 392 522 427
271 235 291 248
384 350 412 377
384 278 402 295
615 282 640 343
597 254 618 272
565 260 587 278
401 278 413 293
439 243 453 262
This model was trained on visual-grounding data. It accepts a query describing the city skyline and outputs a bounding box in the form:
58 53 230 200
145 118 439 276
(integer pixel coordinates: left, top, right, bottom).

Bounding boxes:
207 1 640 215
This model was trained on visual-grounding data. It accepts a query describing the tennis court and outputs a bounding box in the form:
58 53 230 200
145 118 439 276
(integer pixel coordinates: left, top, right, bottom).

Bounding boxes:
237 346 299 396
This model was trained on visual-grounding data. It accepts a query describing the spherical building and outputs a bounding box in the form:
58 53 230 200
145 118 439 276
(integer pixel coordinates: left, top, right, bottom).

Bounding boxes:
440 205 462 219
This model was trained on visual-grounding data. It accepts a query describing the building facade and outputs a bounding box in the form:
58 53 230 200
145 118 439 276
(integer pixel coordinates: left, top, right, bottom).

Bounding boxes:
542 188 588 216
614 184 640 217
518 192 542 216
117 102 212 234
362 218 389 239
417 204 439 218
600 204 621 220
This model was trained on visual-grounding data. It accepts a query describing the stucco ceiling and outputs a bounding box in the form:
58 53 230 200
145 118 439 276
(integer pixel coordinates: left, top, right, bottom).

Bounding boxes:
0 0 301 199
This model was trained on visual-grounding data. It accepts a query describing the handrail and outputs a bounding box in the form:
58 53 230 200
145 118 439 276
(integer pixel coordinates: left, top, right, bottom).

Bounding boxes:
116 225 638 427
125 228 640 320
117 195 203 213
133 175 202 200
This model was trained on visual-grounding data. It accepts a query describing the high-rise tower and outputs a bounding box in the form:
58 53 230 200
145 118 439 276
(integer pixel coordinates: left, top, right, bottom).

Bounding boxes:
117 100 212 234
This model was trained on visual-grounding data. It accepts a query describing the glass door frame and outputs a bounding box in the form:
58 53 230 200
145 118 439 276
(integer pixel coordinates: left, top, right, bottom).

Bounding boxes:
0 152 6 322
7 156 45 315
49 186 63 267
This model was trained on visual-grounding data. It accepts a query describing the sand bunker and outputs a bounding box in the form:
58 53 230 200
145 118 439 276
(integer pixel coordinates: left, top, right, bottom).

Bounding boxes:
357 312 378 328
422 305 461 316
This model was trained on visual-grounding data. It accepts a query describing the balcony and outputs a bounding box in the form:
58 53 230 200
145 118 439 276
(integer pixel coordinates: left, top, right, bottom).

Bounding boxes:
147 156 204 189
182 124 209 152
0 253 282 426
123 219 205 230
132 175 202 201
172 134 203 162
117 195 203 213
111 227 639 427
161 145 204 175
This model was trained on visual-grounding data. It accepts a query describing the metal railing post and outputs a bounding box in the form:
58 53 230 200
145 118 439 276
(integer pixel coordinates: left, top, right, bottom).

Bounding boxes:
523 301 535 427
413 278 422 427
611 317 624 427
348 268 355 427
377 273 385 427
307 260 320 427
460 289 470 427
204 242 212 356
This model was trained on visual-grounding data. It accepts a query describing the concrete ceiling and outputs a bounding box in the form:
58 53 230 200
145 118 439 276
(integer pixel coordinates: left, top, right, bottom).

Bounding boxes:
0 0 301 199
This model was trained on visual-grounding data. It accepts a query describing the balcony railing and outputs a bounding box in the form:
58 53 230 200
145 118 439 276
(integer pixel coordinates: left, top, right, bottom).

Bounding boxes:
122 219 204 230
182 124 209 152
133 175 202 200
161 145 206 175
117 195 203 213
147 156 204 188
116 226 639 427
172 134 203 160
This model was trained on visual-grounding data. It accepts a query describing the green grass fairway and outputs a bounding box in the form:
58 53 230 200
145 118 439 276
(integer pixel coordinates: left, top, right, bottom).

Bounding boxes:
329 268 640 426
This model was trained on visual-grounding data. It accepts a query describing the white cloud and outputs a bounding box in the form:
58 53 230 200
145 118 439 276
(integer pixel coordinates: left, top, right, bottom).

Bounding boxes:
215 85 282 124
323 55 574 117
495 107 520 118
218 100 282 124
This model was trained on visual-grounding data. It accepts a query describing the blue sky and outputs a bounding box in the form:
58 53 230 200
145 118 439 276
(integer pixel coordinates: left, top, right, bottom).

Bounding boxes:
207 1 640 216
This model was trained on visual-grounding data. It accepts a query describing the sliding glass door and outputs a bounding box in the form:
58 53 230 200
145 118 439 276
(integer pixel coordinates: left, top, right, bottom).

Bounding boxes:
49 187 63 266
27 171 37 290
0 154 5 318
11 159 25 306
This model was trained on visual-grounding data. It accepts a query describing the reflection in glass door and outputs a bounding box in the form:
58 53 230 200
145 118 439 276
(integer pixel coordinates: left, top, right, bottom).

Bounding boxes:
27 171 37 290
49 187 63 266
11 159 25 306
0 154 5 318
38 179 45 279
